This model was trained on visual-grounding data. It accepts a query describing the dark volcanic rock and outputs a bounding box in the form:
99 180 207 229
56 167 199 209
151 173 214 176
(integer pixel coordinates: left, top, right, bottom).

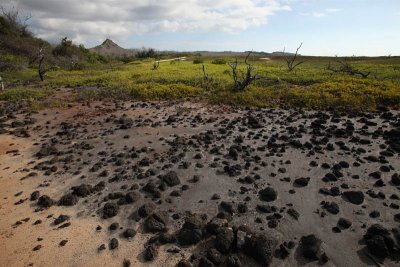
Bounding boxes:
391 174 400 186
162 171 181 186
366 235 389 258
287 208 300 220
363 224 398 259
123 228 137 238
138 203 156 218
109 238 119 250
178 228 202 246
226 255 242 267
322 202 340 214
177 259 193 267
207 217 228 235
343 191 364 205
144 244 158 261
294 177 310 187
58 194 78 206
215 227 234 253
54 215 70 225
206 248 223 265
124 191 140 203
37 195 53 208
300 234 322 260
244 232 279 266
337 218 352 229
198 257 214 267
144 211 169 233
103 202 119 218
72 184 92 197
259 187 277 202
30 191 40 201
178 214 205 246
247 115 262 129
36 146 58 158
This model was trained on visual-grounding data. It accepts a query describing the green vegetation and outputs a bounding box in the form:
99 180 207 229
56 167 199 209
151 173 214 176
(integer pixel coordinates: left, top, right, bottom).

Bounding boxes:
193 58 204 64
0 88 51 101
1 7 399 111
2 56 400 111
211 58 227 65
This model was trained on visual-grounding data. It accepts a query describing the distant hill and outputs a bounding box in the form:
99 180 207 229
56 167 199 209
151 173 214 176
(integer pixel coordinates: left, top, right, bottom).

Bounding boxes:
90 39 135 57
89 39 301 58
194 51 298 57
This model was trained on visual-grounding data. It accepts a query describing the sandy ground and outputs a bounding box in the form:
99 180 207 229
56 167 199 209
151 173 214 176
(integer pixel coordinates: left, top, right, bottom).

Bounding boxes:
0 98 399 267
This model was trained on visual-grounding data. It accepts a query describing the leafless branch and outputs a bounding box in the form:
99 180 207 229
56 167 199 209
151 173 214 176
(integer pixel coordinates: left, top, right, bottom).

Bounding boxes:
0 5 32 36
283 42 305 72
228 51 261 91
327 57 371 78
37 46 57 81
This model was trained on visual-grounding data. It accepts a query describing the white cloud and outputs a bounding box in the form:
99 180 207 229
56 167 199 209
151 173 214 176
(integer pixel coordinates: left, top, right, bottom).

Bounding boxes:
300 12 325 18
299 8 342 18
7 0 291 45
325 8 342 13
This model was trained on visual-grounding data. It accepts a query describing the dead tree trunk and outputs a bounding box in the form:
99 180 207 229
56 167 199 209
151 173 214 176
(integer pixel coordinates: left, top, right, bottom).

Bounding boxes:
228 51 260 91
0 76 4 91
38 55 46 81
327 58 371 78
36 46 57 81
283 42 304 72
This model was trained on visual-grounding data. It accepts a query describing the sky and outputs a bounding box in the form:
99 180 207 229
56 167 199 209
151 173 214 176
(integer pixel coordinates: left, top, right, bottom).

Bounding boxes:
3 0 400 56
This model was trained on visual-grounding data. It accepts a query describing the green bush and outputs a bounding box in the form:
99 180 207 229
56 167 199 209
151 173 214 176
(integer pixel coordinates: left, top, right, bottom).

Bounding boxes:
0 88 50 101
0 54 28 71
211 58 227 65
193 58 204 64
53 37 83 59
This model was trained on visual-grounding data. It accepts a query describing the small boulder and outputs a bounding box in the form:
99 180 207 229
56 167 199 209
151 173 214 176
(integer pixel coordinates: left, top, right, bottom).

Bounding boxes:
259 187 277 202
343 191 364 205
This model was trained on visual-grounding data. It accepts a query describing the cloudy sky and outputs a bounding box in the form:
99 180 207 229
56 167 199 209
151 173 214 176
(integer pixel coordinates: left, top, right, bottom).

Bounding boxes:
4 0 400 55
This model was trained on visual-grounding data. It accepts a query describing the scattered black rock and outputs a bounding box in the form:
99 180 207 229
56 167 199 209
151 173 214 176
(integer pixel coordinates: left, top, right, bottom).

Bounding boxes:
337 218 352 229
109 238 119 250
103 202 119 219
58 194 78 206
294 177 310 187
144 211 169 233
215 227 234 253
343 191 364 205
243 232 279 266
300 234 323 261
144 244 158 261
123 228 137 239
162 171 181 186
259 187 277 202
54 214 70 226
37 195 53 208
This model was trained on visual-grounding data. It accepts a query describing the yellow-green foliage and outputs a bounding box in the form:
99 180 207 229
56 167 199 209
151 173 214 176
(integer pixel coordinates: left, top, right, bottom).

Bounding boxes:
3 56 400 111
0 88 51 101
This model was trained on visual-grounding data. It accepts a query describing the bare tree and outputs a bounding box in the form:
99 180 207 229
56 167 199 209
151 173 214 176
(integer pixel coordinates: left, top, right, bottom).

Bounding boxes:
327 57 371 78
36 46 57 81
283 42 305 72
0 76 4 91
200 65 213 90
0 6 32 36
202 65 209 82
228 51 260 91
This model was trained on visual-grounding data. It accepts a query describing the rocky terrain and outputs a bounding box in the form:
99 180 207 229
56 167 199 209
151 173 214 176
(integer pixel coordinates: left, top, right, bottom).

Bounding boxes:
0 97 400 267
